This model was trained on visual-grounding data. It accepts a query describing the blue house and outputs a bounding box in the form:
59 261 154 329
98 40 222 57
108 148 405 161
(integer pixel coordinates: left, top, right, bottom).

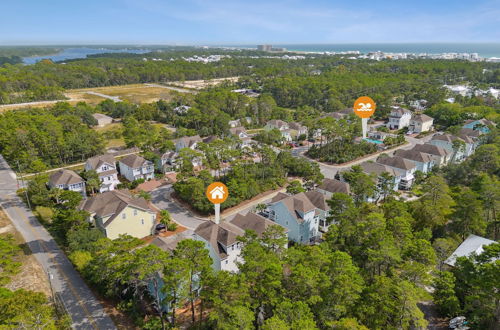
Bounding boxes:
462 119 495 133
266 191 329 244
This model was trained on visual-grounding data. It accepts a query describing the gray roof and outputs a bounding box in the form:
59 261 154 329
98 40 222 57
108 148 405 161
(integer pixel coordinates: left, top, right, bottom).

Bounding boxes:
267 119 288 128
80 190 155 227
377 156 416 171
92 113 113 121
229 126 247 136
119 154 150 168
151 230 195 252
288 122 307 130
85 154 116 171
394 149 434 163
194 221 245 259
459 128 482 138
270 191 328 223
318 178 351 194
358 161 400 177
412 144 450 157
431 133 468 144
445 234 497 267
411 114 433 123
228 212 288 236
49 169 84 186
390 107 412 117
173 135 202 147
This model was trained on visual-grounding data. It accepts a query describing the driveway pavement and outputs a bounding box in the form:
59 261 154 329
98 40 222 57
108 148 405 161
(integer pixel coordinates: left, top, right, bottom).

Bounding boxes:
0 155 116 329
150 184 206 230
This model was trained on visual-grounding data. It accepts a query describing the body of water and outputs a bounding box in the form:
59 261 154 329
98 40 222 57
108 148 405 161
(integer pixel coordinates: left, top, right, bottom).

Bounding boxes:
23 47 150 64
225 43 500 58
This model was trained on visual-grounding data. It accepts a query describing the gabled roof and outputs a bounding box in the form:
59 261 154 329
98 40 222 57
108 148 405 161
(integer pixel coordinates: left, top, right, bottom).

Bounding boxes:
288 122 307 131
394 149 434 163
267 119 288 128
119 154 150 168
322 112 346 120
151 230 195 252
464 118 496 127
445 234 497 267
411 114 433 123
318 178 350 194
459 128 482 138
49 169 84 186
86 154 116 171
377 156 416 171
194 221 244 258
431 133 466 144
270 191 328 223
173 135 202 147
80 190 155 227
412 144 450 157
228 212 288 236
229 126 247 136
358 161 400 177
390 107 412 117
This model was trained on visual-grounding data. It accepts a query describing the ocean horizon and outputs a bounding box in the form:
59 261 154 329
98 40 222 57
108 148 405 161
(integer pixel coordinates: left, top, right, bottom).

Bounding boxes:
221 43 500 58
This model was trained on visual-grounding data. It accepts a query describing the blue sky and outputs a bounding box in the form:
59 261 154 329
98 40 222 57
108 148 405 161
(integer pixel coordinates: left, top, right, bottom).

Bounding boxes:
1 0 499 45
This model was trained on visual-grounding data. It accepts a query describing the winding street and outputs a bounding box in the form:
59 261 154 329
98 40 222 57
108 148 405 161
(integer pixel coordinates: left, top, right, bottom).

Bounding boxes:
0 155 116 330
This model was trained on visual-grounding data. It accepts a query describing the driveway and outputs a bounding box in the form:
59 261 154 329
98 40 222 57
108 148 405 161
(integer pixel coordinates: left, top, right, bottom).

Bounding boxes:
0 155 116 329
150 184 206 230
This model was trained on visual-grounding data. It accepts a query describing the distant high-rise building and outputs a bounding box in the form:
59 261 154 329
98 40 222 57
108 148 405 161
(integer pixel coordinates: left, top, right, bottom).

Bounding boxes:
257 44 272 52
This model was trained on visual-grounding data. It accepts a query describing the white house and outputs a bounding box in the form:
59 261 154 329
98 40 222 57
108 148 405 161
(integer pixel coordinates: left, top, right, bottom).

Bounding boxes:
387 107 412 130
92 113 113 127
358 161 402 195
409 114 434 133
265 119 292 141
80 190 157 240
118 154 154 182
48 169 86 197
317 178 351 199
376 156 417 190
154 151 178 173
172 135 203 152
193 213 284 272
411 144 451 167
228 119 241 128
229 126 253 148
266 191 329 243
84 154 120 192
394 149 435 173
288 122 308 139
429 134 474 162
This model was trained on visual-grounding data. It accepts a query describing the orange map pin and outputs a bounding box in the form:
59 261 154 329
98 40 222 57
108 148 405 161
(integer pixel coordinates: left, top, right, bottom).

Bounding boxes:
206 182 228 204
353 96 376 119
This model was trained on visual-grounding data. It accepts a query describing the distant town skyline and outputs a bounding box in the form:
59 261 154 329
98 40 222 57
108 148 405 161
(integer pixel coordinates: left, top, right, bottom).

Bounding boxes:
1 0 499 45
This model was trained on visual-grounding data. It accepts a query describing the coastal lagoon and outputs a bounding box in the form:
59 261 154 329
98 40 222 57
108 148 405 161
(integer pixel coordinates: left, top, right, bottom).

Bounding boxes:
23 47 150 64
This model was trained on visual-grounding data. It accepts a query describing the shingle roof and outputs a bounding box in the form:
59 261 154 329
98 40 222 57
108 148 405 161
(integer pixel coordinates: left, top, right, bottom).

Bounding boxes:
412 144 450 157
119 154 149 168
229 212 288 236
445 234 497 267
174 135 202 147
431 133 467 144
411 114 433 123
288 122 306 130
49 169 84 186
394 149 434 163
151 230 195 252
358 161 400 177
459 128 482 138
377 156 416 171
80 190 154 227
271 191 327 223
267 119 288 128
318 178 351 194
194 221 244 259
229 126 247 136
86 154 116 171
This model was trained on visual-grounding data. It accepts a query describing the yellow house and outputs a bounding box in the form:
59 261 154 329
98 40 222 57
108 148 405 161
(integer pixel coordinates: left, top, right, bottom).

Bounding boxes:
80 190 157 240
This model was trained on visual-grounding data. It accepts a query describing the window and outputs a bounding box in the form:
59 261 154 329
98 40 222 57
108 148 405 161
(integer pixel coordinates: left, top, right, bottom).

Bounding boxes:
133 210 138 216
141 219 144 225
225 260 228 264
122 213 126 219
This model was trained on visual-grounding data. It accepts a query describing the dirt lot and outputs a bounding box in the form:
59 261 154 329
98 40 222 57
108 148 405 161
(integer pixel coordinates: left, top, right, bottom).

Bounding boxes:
66 84 178 104
169 76 239 90
0 207 52 296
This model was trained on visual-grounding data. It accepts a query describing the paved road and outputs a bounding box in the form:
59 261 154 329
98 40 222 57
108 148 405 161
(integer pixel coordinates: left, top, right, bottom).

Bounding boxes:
294 134 436 178
0 155 116 330
144 83 195 94
150 184 206 230
85 91 121 102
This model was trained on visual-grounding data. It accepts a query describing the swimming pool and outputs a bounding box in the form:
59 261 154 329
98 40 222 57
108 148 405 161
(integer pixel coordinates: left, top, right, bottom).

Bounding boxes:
364 138 384 144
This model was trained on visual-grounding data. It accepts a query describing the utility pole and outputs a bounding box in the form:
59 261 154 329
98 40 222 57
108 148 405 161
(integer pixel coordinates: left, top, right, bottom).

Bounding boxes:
16 160 31 210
